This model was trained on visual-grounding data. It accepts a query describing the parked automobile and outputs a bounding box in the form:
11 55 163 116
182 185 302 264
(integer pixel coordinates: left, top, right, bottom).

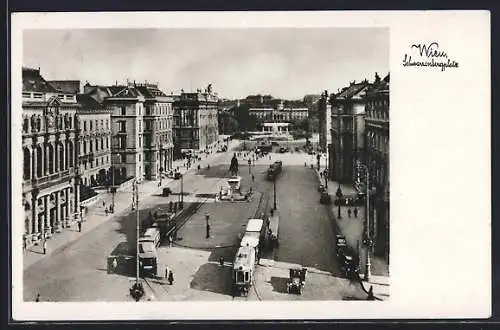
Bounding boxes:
320 192 331 204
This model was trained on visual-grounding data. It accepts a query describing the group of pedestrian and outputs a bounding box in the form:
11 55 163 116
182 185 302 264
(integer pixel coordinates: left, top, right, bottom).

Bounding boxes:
347 207 359 218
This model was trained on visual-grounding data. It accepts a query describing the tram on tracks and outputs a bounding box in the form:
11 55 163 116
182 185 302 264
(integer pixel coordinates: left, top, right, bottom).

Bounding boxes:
232 245 256 297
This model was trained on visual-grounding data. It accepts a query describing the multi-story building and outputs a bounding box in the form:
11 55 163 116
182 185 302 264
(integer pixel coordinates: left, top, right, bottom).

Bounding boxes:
75 92 113 188
248 107 274 121
173 85 219 156
363 73 390 259
135 83 175 179
329 79 370 183
21 68 80 248
83 82 175 182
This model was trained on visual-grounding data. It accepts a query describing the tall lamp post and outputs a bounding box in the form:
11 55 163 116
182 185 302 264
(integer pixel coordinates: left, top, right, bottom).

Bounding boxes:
110 166 116 214
129 179 144 301
179 173 184 209
357 162 375 281
273 177 277 211
335 183 343 219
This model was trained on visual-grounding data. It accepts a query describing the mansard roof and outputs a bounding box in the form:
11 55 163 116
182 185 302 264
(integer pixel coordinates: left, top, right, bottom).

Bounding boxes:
22 67 58 93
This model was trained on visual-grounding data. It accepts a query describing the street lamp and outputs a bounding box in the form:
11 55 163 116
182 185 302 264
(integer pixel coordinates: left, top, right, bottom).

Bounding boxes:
273 177 277 211
356 162 375 282
335 183 343 219
110 166 116 214
205 213 210 239
179 173 184 209
130 179 144 301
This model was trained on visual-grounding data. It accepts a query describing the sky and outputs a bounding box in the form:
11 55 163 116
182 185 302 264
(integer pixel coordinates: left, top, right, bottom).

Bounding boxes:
23 28 389 100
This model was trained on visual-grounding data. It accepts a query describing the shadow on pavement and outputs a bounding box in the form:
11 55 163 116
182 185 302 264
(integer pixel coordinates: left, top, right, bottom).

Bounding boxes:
269 276 289 294
208 246 239 264
190 262 232 296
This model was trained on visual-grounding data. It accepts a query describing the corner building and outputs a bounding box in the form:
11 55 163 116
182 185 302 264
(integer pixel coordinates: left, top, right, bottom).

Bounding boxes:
134 83 175 179
173 86 219 156
21 68 80 248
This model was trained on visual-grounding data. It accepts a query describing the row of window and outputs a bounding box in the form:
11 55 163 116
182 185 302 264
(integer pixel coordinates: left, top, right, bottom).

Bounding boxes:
82 118 110 132
81 137 110 154
82 155 110 171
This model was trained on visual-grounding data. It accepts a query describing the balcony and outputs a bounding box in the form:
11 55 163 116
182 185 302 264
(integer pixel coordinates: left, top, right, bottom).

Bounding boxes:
79 152 95 162
32 169 74 190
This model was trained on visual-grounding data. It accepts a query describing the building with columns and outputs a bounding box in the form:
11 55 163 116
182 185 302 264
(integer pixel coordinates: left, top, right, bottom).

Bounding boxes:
134 83 175 179
329 79 370 183
363 73 390 260
22 68 80 248
173 85 219 156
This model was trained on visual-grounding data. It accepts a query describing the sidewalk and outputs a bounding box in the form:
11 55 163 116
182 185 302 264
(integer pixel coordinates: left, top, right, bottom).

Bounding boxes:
312 163 390 300
23 139 241 271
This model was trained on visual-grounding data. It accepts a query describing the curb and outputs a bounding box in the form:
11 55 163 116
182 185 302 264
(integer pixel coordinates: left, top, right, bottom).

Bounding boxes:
312 168 383 301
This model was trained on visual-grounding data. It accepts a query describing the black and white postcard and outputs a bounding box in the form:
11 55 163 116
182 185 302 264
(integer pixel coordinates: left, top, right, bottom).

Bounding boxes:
10 11 491 320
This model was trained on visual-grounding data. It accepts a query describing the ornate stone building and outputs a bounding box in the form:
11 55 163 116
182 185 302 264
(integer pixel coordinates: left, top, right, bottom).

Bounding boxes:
134 83 175 179
329 80 370 183
173 85 219 156
22 68 80 248
363 73 390 259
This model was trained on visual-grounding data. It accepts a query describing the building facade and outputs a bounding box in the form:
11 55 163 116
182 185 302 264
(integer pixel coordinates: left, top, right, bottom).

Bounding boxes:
329 80 370 183
22 68 80 248
173 85 219 156
76 93 113 188
363 73 390 260
135 83 175 179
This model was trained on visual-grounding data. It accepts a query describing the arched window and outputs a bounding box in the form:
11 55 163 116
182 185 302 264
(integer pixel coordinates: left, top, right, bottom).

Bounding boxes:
36 146 43 177
68 141 74 167
48 144 54 174
23 117 29 133
59 143 65 171
23 148 31 180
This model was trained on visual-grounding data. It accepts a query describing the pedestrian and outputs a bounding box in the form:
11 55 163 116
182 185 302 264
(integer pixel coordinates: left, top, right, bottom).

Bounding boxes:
35 293 40 302
103 200 106 208
169 235 173 248
168 270 174 285
165 266 170 280
78 220 82 232
347 208 352 218
252 174 255 183
219 256 224 267
43 240 47 255
112 258 118 273
353 208 358 218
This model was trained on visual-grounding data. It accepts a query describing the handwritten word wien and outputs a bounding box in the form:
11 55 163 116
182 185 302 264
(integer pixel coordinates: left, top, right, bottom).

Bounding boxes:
402 42 459 72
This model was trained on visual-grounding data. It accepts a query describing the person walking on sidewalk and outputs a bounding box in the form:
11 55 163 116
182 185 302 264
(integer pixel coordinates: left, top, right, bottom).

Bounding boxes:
168 270 174 285
78 220 82 232
103 200 106 208
169 235 173 248
347 208 352 218
353 208 358 218
43 240 47 255
219 256 224 267
165 266 170 282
